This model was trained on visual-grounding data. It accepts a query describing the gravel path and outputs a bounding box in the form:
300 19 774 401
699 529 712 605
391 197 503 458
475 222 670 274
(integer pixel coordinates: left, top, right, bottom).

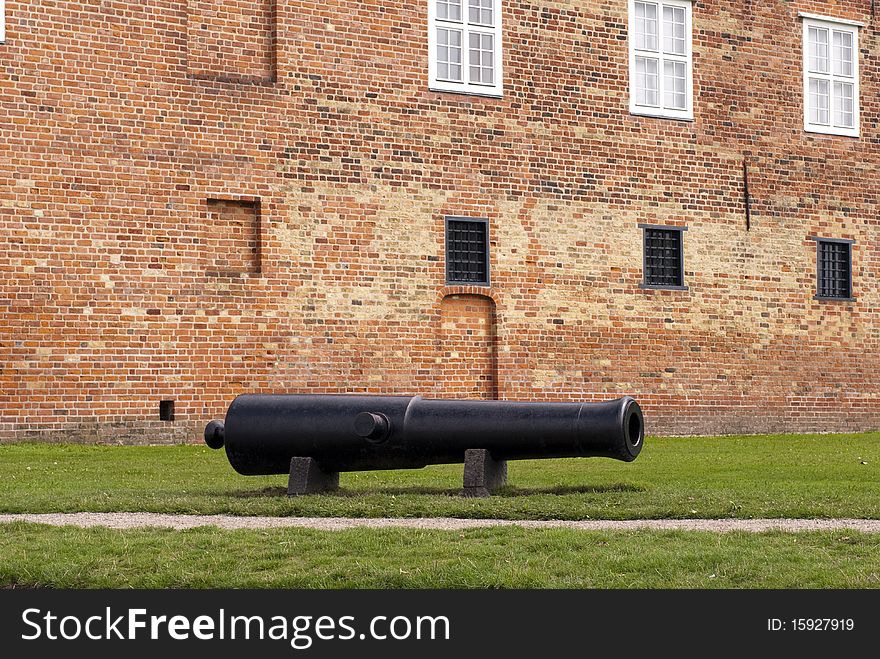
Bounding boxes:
2 513 880 533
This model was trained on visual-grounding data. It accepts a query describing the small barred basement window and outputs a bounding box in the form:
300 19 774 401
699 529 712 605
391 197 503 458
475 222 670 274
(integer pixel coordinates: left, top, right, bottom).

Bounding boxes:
641 225 686 289
446 217 490 286
159 400 175 422
815 238 853 300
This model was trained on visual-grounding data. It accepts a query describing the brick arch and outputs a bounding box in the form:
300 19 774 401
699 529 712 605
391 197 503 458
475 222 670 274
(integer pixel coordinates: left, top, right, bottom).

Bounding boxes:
436 292 499 400
435 285 503 307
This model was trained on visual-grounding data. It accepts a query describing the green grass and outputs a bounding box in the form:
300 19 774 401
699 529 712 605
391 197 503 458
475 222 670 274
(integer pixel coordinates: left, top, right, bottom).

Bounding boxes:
1 523 878 589
0 435 877 520
2 437 878 590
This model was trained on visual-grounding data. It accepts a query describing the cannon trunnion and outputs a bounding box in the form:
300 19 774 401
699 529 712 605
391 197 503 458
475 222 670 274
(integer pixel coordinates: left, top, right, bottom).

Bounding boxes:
205 394 645 496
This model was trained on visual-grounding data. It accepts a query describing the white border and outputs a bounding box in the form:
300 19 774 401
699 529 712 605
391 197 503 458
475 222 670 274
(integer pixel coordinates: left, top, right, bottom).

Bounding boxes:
428 1 504 98
628 0 694 121
0 0 6 43
801 16 860 138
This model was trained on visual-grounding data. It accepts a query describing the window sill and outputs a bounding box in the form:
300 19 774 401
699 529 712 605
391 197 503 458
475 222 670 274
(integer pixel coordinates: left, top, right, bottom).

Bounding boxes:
814 296 856 302
630 109 694 122
640 284 689 291
804 125 860 138
429 86 503 99
446 281 491 288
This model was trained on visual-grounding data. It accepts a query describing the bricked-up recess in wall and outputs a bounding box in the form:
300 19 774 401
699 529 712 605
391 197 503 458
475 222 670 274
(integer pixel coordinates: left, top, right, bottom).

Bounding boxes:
1 1 880 444
187 0 277 82
204 199 262 276
439 295 498 400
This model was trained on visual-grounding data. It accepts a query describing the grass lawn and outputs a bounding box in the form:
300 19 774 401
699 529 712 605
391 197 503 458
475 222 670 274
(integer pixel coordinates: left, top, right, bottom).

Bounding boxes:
0 523 877 589
0 434 877 520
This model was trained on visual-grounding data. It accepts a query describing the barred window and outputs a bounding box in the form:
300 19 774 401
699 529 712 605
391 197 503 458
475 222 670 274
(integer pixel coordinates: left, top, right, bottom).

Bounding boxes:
815 239 853 300
641 225 686 288
446 217 489 286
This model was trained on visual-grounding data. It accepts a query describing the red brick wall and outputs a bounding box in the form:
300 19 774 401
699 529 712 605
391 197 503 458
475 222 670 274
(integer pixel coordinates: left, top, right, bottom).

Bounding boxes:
1 1 879 443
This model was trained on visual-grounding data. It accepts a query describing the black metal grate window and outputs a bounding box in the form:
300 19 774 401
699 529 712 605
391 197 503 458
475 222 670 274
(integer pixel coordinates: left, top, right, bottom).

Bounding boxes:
817 240 852 299
643 227 684 288
159 400 175 422
446 218 489 285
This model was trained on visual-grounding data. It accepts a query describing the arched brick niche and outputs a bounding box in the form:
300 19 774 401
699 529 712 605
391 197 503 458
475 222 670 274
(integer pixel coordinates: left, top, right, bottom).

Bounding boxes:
437 291 498 400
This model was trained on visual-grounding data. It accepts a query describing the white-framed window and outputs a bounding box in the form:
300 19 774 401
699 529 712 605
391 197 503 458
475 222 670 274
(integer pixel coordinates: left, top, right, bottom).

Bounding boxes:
801 14 861 137
1 0 6 43
628 0 694 121
428 1 503 98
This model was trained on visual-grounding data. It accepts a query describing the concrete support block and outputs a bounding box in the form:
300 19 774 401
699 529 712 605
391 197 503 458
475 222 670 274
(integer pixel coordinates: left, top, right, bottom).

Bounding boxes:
463 448 508 497
287 457 339 495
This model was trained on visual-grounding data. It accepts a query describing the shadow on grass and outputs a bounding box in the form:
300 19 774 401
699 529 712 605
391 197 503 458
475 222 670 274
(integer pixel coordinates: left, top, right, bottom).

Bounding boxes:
230 483 646 499
495 483 646 496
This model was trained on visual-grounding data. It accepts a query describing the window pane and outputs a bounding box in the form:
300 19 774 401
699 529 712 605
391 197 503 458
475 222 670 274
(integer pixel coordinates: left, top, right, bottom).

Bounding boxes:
634 2 658 51
437 28 463 81
808 26 829 73
469 32 494 84
834 81 854 128
663 6 686 55
663 60 686 110
635 56 659 106
832 30 853 77
437 0 462 22
808 78 829 125
468 0 493 26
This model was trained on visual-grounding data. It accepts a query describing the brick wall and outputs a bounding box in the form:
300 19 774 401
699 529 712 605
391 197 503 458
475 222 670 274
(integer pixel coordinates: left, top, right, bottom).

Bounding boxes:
439 294 498 399
204 198 262 276
188 0 276 82
1 0 879 443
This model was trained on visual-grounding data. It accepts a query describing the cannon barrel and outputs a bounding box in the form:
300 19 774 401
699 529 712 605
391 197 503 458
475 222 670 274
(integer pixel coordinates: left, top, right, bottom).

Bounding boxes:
205 394 644 478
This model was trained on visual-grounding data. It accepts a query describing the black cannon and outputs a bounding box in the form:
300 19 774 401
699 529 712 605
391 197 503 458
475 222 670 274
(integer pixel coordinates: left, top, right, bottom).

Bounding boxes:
204 394 645 496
